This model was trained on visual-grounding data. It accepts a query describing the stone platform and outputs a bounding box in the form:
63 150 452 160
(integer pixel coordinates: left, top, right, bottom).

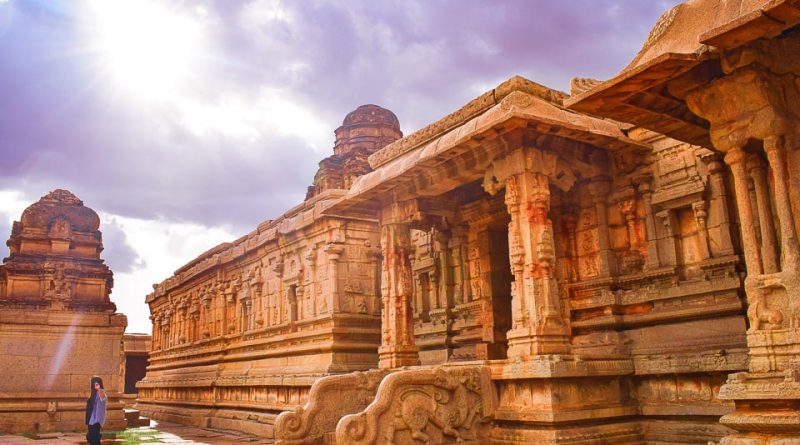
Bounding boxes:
0 420 275 445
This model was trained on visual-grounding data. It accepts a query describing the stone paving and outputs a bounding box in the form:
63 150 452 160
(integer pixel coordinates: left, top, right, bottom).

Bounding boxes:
0 420 275 445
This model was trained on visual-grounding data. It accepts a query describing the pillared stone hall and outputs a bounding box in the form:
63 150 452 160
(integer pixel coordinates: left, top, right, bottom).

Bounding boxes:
2 0 800 444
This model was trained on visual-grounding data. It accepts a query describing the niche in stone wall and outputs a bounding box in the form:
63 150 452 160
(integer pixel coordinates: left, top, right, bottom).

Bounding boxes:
287 284 298 322
675 207 704 279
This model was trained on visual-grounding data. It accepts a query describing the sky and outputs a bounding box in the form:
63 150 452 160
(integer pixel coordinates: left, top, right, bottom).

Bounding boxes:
0 0 682 333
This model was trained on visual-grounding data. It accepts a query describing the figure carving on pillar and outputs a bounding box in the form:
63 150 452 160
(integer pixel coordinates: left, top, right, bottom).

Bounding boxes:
691 200 712 261
617 196 644 274
561 208 579 283
483 147 572 357
377 221 419 369
636 178 661 270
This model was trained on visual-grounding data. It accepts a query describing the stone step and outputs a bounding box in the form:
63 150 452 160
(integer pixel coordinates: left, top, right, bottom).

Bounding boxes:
123 409 152 428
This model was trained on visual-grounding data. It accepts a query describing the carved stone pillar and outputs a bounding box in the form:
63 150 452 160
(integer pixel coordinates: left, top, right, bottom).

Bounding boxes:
163 310 172 348
724 147 763 277
378 222 419 369
150 315 159 350
764 136 800 271
484 148 571 357
704 156 736 256
561 208 579 282
691 201 712 261
272 261 284 324
684 56 800 444
324 244 344 314
617 195 644 274
638 180 661 269
304 247 317 318
190 311 199 342
177 306 187 344
450 225 469 306
588 178 616 277
658 210 679 267
432 226 451 311
747 155 779 273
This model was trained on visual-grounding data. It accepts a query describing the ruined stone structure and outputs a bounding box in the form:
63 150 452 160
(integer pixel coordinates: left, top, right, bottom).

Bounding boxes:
122 333 150 395
140 1 800 443
0 189 127 433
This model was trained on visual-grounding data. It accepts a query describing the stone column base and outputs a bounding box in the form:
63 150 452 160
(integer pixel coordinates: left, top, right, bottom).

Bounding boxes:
378 344 420 369
506 327 570 357
717 365 800 444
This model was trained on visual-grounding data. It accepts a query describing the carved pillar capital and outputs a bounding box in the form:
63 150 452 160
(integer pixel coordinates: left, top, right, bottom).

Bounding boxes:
323 243 344 260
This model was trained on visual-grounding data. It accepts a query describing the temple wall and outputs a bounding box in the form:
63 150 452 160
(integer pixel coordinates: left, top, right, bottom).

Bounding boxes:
137 190 383 436
0 312 126 433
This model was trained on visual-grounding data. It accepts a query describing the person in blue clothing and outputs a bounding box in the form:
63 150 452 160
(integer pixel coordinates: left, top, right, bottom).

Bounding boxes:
85 376 107 445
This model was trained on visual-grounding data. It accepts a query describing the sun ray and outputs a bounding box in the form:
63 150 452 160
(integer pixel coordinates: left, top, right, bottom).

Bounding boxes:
83 0 207 101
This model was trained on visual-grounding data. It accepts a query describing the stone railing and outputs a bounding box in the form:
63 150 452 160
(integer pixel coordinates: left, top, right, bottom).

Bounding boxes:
335 365 495 445
274 369 389 445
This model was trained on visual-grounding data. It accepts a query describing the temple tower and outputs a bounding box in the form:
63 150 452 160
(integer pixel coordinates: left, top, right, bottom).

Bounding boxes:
307 104 402 198
0 189 127 433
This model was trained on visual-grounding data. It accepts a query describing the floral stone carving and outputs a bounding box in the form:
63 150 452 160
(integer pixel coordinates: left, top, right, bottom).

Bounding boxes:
335 365 495 445
275 369 390 445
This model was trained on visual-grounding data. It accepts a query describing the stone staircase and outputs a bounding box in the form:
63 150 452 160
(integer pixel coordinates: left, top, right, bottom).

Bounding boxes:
275 365 494 445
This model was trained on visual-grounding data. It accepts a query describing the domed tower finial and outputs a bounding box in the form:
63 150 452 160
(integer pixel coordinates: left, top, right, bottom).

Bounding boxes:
307 104 402 199
2 189 116 311
334 104 402 157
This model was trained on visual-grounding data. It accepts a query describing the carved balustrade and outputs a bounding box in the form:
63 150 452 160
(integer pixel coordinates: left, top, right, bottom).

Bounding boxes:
274 369 389 445
335 365 495 445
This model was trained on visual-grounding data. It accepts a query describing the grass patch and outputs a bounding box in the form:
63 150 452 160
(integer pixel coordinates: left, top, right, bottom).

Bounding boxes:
102 428 160 444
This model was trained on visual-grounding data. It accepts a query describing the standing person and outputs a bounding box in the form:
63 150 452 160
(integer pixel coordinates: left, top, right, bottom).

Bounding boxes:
85 376 107 445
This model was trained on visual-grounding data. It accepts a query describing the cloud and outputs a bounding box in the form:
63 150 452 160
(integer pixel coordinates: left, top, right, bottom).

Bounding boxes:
0 190 35 258
99 215 145 274
107 214 236 333
0 0 683 333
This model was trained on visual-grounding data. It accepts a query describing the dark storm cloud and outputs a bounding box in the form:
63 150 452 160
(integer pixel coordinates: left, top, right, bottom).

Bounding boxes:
0 0 681 234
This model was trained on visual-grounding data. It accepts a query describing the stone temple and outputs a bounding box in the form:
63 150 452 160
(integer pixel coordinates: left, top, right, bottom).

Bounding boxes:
136 1 800 444
0 190 127 433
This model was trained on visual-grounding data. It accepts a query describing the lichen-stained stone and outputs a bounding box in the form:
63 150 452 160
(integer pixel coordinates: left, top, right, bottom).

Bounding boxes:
0 189 127 433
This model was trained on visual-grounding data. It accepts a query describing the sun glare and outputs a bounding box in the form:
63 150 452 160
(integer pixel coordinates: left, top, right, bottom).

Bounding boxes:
87 0 206 99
